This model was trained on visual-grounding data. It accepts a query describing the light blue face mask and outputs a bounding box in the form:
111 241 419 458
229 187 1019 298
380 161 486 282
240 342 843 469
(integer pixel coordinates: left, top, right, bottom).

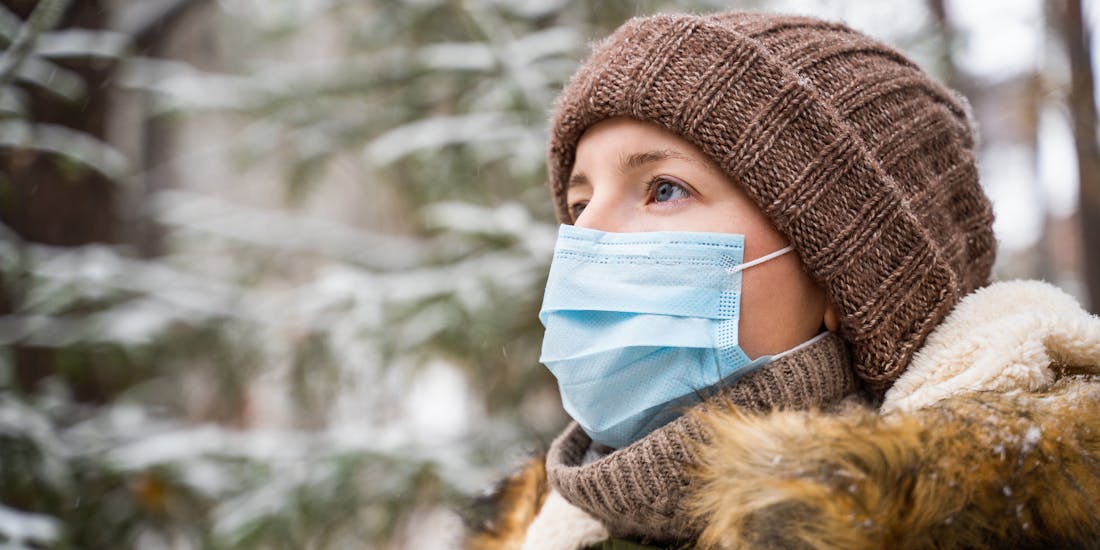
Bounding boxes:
538 224 794 449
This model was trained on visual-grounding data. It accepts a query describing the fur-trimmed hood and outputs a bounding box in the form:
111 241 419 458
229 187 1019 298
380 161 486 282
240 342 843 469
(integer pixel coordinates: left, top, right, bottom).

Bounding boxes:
467 280 1100 549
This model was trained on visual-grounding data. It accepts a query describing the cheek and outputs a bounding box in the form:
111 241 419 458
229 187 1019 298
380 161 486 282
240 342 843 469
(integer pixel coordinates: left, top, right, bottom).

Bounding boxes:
696 197 782 242
657 203 757 234
738 258 827 352
748 259 823 310
741 264 794 307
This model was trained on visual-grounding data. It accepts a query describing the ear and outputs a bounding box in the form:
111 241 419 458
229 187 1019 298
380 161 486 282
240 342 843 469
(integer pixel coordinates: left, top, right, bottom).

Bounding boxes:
823 301 839 332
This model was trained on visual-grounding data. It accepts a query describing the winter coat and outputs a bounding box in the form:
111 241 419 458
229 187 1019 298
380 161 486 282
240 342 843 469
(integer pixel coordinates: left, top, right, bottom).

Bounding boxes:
465 280 1100 550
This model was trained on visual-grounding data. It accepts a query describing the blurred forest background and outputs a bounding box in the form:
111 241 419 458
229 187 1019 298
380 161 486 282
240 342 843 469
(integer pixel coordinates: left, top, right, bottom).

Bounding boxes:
1 0 1098 548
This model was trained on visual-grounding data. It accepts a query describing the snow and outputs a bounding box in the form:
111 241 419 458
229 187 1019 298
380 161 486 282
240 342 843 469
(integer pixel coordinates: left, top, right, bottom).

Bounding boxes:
364 112 531 166
1023 425 1043 451
418 42 496 71
118 57 251 112
407 360 472 440
35 29 131 59
152 189 435 270
0 121 128 179
509 26 582 65
0 398 69 460
6 2 1092 548
487 0 571 19
0 505 60 547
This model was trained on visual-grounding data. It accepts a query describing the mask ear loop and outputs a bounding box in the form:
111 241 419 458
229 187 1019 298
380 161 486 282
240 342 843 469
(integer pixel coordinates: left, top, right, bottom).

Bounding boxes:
727 245 794 274
710 244 796 397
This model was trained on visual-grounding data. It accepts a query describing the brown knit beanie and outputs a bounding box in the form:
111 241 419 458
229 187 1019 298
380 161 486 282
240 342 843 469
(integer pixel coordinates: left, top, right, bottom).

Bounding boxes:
547 11 996 396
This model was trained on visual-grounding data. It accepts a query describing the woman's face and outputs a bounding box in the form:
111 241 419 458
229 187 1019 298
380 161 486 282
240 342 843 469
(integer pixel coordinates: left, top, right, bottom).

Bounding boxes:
566 117 834 358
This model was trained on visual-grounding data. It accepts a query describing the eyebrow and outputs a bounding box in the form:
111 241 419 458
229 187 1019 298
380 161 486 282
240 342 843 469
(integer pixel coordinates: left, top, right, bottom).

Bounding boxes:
567 148 692 188
623 149 690 170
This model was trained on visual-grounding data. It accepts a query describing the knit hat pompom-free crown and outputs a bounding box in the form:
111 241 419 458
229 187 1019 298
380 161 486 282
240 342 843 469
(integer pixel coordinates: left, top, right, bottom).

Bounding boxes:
547 11 996 396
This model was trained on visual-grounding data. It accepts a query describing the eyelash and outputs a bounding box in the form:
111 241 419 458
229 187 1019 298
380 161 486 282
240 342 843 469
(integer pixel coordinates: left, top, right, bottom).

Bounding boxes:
568 175 694 222
569 202 585 222
644 175 692 204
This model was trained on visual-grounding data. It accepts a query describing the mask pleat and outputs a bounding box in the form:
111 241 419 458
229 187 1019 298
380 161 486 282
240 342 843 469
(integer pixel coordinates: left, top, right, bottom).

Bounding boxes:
538 225 786 448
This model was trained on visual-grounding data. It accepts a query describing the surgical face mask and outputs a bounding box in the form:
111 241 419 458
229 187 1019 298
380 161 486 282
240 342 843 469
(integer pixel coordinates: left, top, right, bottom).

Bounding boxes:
538 224 794 449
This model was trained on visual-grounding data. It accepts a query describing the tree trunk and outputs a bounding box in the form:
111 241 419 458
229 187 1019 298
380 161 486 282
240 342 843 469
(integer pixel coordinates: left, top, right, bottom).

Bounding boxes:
1059 0 1100 313
0 0 120 400
0 0 117 247
926 0 962 91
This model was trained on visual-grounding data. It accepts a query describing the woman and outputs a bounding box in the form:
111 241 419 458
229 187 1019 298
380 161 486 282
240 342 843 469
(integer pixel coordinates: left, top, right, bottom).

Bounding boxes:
467 10 1100 550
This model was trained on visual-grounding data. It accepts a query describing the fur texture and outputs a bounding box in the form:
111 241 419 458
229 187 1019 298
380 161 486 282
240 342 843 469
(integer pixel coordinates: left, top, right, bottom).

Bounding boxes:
689 280 1100 549
884 280 1100 413
520 489 609 550
689 377 1100 549
467 281 1100 549
467 457 549 550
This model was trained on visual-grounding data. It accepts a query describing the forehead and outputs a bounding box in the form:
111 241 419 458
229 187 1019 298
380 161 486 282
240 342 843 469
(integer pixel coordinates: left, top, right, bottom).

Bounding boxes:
571 118 729 184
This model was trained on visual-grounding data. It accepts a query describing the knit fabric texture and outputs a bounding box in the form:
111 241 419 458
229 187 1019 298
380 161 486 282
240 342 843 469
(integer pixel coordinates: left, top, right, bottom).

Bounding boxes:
545 332 857 543
547 12 996 395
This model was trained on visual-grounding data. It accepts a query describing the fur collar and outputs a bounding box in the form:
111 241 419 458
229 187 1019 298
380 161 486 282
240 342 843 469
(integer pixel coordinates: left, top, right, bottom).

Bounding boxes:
690 375 1100 549
467 280 1100 549
883 279 1100 412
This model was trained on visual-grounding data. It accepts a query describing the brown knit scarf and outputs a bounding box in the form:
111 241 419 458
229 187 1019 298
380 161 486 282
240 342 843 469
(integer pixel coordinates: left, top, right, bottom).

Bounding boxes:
544 332 857 543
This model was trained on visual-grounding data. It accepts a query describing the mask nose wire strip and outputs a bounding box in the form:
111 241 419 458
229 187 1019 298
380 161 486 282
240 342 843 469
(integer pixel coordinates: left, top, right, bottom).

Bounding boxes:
727 245 794 274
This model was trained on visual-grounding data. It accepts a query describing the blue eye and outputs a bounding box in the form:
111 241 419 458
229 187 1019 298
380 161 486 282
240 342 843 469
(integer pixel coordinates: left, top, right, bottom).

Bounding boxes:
651 178 689 203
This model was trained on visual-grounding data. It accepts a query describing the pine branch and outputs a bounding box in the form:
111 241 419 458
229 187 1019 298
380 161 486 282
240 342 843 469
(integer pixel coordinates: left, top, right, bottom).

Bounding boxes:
0 0 73 90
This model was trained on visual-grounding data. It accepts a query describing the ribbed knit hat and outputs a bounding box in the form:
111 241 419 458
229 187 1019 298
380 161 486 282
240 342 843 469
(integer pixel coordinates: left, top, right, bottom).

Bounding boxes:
547 12 996 396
